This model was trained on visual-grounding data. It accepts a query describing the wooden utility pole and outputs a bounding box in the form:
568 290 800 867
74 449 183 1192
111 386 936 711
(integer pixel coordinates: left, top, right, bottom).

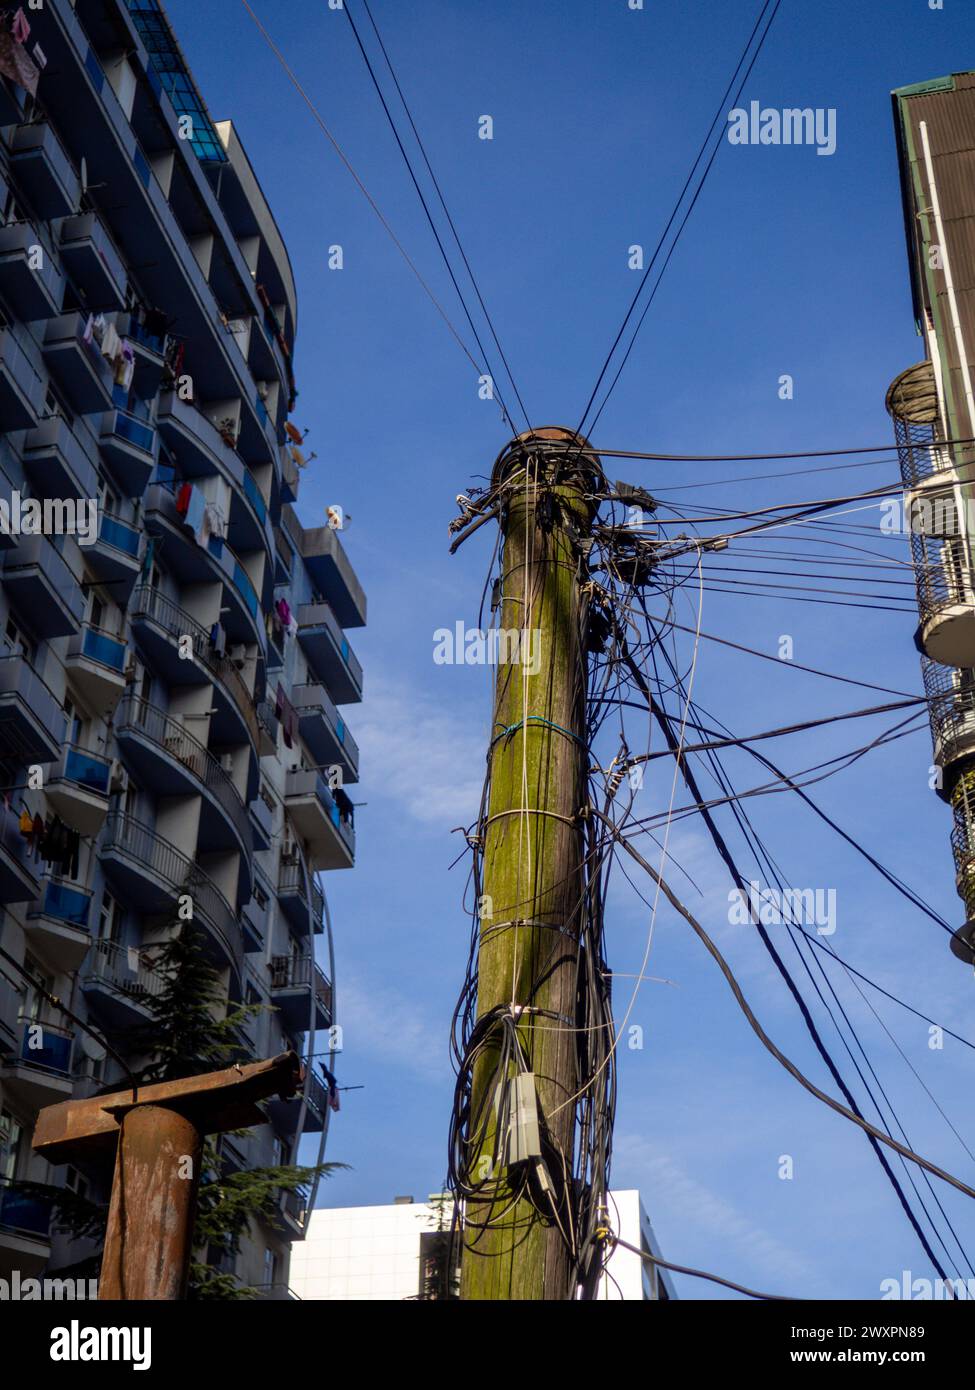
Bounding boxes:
33 1052 301 1299
461 428 600 1301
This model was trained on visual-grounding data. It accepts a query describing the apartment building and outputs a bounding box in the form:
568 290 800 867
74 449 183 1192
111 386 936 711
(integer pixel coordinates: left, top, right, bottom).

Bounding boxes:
0 0 364 1295
290 1192 676 1301
886 70 975 967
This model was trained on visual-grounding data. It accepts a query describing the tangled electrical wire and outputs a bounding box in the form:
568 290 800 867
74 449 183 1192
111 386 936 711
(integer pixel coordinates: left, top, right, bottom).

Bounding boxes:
445 432 720 1299
446 429 975 1300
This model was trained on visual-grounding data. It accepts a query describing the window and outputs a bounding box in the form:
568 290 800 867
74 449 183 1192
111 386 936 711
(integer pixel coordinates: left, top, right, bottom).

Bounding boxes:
44 384 74 425
63 696 86 750
23 956 53 1023
64 1166 89 1202
0 1107 24 1183
98 891 122 945
262 1248 277 1287
4 616 35 666
97 476 120 519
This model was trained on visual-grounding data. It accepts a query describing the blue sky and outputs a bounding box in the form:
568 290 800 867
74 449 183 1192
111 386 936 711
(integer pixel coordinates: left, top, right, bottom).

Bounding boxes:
167 0 975 1297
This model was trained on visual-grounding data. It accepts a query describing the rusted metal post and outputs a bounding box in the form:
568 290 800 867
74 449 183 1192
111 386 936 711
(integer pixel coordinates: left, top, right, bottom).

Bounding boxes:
99 1104 203 1301
33 1052 301 1301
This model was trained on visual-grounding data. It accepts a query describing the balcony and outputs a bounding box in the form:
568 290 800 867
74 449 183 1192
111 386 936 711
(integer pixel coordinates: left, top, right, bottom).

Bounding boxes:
277 860 326 937
269 953 333 1033
267 1070 330 1137
9 120 81 219
3 1016 75 1110
44 742 113 838
272 1185 309 1239
297 602 363 705
59 212 127 310
1 534 84 639
64 623 128 719
81 937 166 1030
0 798 40 905
128 585 260 756
250 782 274 851
922 659 975 793
0 654 65 764
156 390 231 477
42 312 116 414
100 409 157 497
291 684 359 784
0 325 45 431
0 220 64 320
22 416 98 503
143 486 265 654
100 812 243 985
116 311 167 397
284 770 355 871
0 1180 52 1277
26 877 93 974
908 535 975 669
115 697 252 863
284 512 366 629
86 511 142 601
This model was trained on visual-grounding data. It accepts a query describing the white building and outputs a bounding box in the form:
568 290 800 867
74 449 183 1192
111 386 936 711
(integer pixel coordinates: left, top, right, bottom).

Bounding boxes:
290 1190 676 1301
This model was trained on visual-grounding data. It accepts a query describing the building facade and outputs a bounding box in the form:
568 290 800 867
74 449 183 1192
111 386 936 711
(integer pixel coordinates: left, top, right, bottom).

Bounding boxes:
0 0 364 1295
289 1192 675 1301
886 70 975 967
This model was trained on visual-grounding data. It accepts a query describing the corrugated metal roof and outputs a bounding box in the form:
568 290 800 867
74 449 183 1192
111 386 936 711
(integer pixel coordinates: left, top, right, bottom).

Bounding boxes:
893 80 975 428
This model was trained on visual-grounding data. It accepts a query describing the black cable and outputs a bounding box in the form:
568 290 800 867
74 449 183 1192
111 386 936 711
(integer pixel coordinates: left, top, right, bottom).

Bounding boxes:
342 0 522 433
610 1234 797 1301
355 0 533 433
575 0 781 436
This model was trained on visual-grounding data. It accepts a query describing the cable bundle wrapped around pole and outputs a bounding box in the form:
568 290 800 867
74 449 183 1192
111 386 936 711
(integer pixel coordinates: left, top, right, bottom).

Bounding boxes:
448 430 617 1300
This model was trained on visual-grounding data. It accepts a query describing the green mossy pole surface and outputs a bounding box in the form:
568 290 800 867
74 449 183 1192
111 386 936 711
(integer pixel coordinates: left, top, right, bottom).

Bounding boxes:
461 434 595 1301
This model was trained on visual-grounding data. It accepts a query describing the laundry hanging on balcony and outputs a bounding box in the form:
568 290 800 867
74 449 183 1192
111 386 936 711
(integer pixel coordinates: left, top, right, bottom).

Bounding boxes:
114 341 136 391
10 8 30 45
275 597 297 639
0 18 39 96
275 682 297 749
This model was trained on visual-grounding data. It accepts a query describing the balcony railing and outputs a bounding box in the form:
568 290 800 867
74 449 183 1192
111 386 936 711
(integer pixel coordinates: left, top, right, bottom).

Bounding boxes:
278 861 325 926
270 952 332 1013
117 696 250 854
129 585 260 749
99 512 141 559
0 1179 52 1240
102 812 241 977
72 623 127 675
31 877 92 930
17 1016 74 1075
923 658 975 775
57 743 113 796
83 937 166 1006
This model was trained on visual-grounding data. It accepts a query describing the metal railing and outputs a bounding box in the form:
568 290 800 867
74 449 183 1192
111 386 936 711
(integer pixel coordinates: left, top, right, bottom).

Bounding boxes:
922 657 975 774
129 585 260 748
908 529 975 631
269 953 333 1017
102 812 241 976
83 937 166 1006
117 696 250 851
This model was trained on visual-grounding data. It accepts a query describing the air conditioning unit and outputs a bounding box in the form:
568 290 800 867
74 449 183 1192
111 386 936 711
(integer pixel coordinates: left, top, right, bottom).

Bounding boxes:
229 644 247 669
220 753 233 773
110 761 128 794
124 656 138 684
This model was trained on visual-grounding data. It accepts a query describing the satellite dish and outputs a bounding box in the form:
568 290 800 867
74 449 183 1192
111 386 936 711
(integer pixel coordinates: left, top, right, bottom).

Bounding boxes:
81 1033 106 1063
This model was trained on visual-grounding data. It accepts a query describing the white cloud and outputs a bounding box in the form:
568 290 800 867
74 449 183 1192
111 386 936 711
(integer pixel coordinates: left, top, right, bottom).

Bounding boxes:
340 975 450 1083
356 676 488 826
613 1133 825 1292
